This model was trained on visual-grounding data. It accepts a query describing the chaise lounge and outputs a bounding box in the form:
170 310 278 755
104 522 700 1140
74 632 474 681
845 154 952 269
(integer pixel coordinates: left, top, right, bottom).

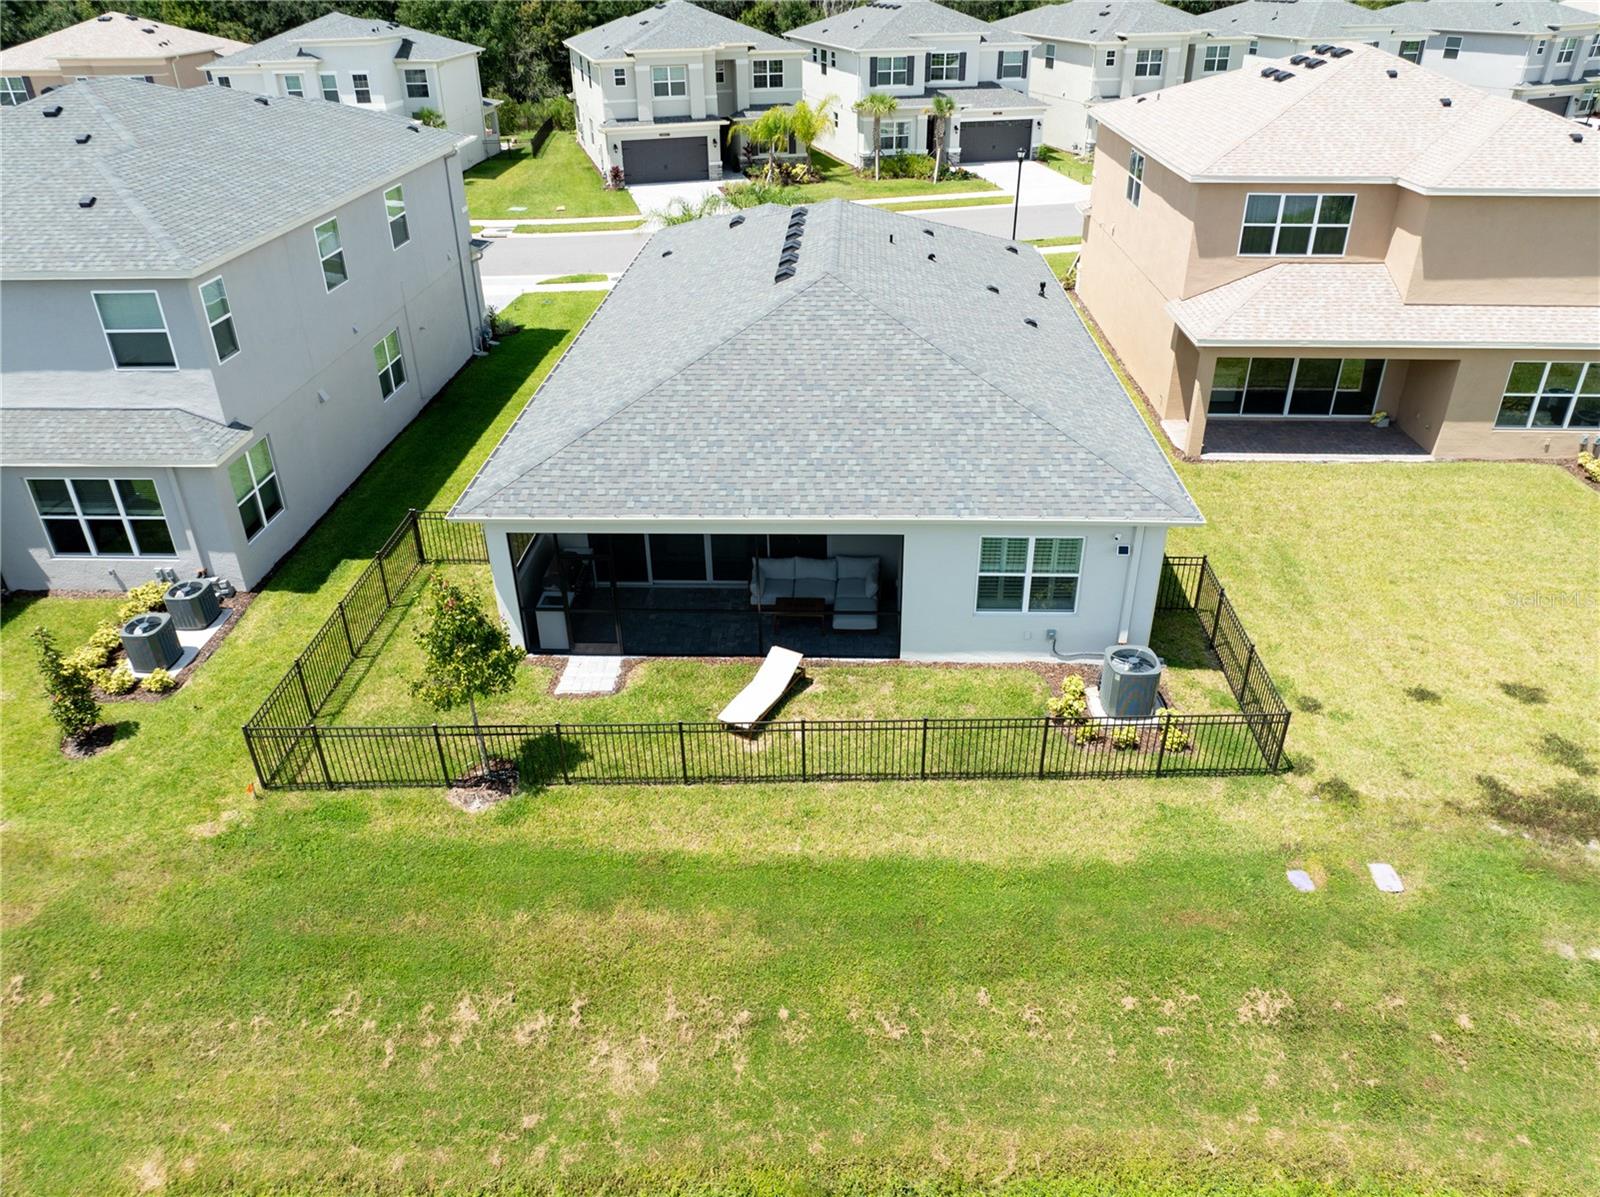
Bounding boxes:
749 555 880 631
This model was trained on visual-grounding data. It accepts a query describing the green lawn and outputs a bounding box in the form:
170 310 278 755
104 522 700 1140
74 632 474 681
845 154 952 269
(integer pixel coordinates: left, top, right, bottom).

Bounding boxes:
536 273 608 285
1048 250 1079 283
464 131 640 220
3 288 1598 1195
875 195 1013 213
781 148 1001 200
1040 145 1095 185
1028 235 1083 248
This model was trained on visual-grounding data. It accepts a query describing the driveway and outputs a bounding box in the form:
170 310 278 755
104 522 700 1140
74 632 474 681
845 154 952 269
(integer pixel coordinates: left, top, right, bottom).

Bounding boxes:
964 160 1089 206
626 177 726 215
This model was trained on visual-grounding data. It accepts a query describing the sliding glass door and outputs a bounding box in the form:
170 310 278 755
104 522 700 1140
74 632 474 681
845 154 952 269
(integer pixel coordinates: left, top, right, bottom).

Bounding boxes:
1208 356 1385 418
587 533 826 586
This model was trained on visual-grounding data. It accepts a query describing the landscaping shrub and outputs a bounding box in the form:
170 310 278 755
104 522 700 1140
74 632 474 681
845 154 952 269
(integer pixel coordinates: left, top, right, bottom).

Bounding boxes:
65 646 108 678
723 181 801 209
1046 675 1089 723
411 106 446 129
97 663 138 696
1156 708 1192 753
143 667 177 694
493 96 534 134
1578 451 1600 484
1074 721 1102 744
31 628 101 743
84 622 123 665
870 153 976 182
531 94 575 132
1111 724 1141 751
116 580 167 624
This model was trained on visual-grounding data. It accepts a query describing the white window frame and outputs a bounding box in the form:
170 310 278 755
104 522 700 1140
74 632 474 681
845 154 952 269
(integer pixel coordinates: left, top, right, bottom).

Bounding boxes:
318 72 338 101
1442 35 1463 60
1208 357 1388 419
1237 192 1356 257
1 76 29 105
1104 49 1117 68
314 218 347 292
1203 44 1231 72
27 477 177 558
928 51 962 82
1589 33 1600 58
1397 39 1424 64
229 439 283 543
374 328 406 400
974 536 1084 615
998 49 1027 79
403 68 429 98
1247 40 1258 56
752 59 784 89
651 65 687 97
385 185 409 249
1535 39 1547 57
281 72 304 98
1556 37 1579 65
715 63 726 84
198 275 239 364
1134 48 1164 77
1126 149 1144 206
351 72 372 103
613 66 627 87
1493 361 1600 431
878 119 911 153
214 74 231 88
1043 43 1056 69
877 55 911 86
91 290 176 371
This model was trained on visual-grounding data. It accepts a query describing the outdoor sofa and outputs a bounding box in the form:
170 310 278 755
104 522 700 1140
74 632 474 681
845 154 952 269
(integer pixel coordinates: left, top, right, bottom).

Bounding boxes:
749 555 880 631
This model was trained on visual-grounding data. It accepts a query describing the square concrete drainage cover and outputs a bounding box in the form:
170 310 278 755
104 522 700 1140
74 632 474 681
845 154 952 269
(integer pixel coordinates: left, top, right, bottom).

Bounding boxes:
1286 869 1315 892
1368 862 1404 893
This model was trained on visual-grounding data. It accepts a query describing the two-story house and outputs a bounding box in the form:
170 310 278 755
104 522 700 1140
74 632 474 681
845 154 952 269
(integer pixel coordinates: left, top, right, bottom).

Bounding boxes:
566 1 804 184
203 12 499 167
0 78 487 593
1375 1 1600 118
1076 46 1599 461
784 0 1047 168
1209 0 1433 61
0 11 244 103
993 0 1251 154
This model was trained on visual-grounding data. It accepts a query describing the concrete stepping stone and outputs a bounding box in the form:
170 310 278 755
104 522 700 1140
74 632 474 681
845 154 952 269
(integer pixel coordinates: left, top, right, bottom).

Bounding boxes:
554 655 623 695
1286 869 1315 892
1368 862 1404 893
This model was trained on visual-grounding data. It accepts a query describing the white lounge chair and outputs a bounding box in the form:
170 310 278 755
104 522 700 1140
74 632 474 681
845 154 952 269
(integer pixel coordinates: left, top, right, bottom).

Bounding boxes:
718 646 805 732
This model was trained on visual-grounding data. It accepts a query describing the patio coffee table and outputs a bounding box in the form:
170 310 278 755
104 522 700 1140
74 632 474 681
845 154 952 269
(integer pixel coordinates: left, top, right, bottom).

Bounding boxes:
771 596 827 634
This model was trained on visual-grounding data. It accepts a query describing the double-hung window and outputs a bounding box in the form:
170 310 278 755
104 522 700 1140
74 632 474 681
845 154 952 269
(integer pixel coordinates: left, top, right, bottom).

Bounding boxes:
1 75 30 105
1494 362 1600 430
352 72 371 103
1399 40 1424 64
385 185 409 249
1247 40 1258 55
199 276 239 363
1134 48 1164 77
1104 49 1117 67
1126 149 1144 206
613 66 627 86
229 440 283 541
1556 37 1579 65
214 74 231 88
975 537 1083 614
314 218 347 290
1589 33 1600 58
651 65 687 97
998 49 1027 78
752 59 783 88
928 52 962 82
404 68 429 98
1203 45 1231 72
281 72 304 98
320 72 338 100
1442 35 1463 60
879 120 911 152
93 291 175 369
1238 193 1354 256
374 329 406 399
1044 43 1056 69
875 55 911 85
29 478 176 557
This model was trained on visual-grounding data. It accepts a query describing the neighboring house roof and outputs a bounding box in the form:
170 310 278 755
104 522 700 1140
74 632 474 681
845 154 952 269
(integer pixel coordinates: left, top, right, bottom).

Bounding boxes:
1209 0 1426 40
452 200 1201 527
0 407 250 467
994 0 1227 43
1169 262 1600 349
1378 1 1600 35
207 11 480 71
564 0 792 59
785 0 1026 51
930 80 1044 110
0 76 464 280
0 11 245 74
1092 44 1600 195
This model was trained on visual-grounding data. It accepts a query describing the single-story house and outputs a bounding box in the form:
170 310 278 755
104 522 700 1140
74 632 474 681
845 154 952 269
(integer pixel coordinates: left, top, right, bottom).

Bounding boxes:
450 199 1202 661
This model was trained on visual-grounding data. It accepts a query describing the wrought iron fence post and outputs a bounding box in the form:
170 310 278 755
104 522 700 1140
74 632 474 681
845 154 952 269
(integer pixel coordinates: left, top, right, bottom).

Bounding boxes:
800 719 807 780
1210 585 1226 642
556 723 570 784
1037 716 1050 779
376 553 392 607
1271 715 1289 772
338 601 355 657
242 725 268 790
432 723 450 786
294 658 314 721
409 508 426 563
308 722 333 788
1154 710 1169 777
920 717 929 780
1240 644 1257 711
677 722 689 783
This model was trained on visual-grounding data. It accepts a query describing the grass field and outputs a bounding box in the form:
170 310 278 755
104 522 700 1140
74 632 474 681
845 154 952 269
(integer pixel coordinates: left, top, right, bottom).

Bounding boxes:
536 273 608 285
3 289 1598 1196
876 195 1013 213
464 132 640 220
1040 145 1095 185
793 148 1002 200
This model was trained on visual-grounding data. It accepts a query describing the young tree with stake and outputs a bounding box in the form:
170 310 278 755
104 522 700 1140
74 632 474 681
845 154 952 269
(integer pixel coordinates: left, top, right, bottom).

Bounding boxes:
32 628 101 748
412 575 522 782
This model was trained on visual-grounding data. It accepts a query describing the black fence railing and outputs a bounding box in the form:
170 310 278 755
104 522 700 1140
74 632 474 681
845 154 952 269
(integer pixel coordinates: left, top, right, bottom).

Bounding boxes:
243 514 1289 791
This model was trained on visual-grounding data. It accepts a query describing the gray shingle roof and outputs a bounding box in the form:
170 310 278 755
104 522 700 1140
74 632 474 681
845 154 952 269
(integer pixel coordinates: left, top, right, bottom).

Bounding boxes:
207 11 480 71
452 200 1200 527
0 76 463 279
1377 1 1600 35
785 0 1028 50
935 80 1045 109
0 407 250 467
1209 0 1428 40
565 1 792 59
995 1 1226 43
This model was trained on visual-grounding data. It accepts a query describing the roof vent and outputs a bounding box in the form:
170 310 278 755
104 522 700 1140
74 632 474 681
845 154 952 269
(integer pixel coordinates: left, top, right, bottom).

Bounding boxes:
775 265 796 282
783 237 802 253
927 253 936 262
729 214 745 227
1386 68 1398 78
75 132 91 144
1328 46 1352 58
1260 66 1277 78
1572 132 1585 143
1024 318 1038 328
662 249 673 257
1038 281 1047 297
792 206 809 217
1440 97 1452 107
1273 70 1294 82
254 95 269 105
42 104 62 117
141 26 154 33
97 12 112 19
1290 54 1309 65
985 284 999 294
1005 245 1019 253
923 227 934 236
78 195 96 208
1312 43 1332 54
1303 58 1326 69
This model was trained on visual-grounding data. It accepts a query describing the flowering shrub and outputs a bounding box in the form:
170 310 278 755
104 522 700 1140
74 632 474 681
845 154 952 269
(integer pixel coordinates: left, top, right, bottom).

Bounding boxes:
116 580 167 625
143 667 177 694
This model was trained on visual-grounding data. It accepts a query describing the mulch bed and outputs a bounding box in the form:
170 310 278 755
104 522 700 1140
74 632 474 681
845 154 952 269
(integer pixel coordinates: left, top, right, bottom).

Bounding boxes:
446 758 519 812
60 724 117 760
89 591 257 704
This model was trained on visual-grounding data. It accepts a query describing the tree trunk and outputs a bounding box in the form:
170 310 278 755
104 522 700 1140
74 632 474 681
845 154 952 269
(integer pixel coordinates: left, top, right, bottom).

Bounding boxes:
872 117 882 180
933 124 944 183
468 691 489 778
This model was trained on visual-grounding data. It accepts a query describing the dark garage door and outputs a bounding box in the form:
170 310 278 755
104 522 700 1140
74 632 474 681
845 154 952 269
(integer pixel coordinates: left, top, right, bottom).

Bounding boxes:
960 119 1032 163
622 136 709 183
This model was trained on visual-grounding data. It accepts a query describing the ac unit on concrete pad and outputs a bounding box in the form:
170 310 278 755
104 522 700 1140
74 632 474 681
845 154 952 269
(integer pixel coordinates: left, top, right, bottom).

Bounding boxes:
120 612 182 672
164 578 220 630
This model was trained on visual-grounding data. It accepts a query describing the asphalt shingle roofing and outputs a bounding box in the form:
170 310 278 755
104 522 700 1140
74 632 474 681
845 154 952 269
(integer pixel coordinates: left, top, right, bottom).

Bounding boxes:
565 0 792 59
995 1 1226 43
207 11 480 70
452 200 1200 527
1209 0 1424 40
0 11 244 74
0 407 249 467
1091 44 1600 194
785 0 1026 50
0 76 464 279
1378 1 1600 34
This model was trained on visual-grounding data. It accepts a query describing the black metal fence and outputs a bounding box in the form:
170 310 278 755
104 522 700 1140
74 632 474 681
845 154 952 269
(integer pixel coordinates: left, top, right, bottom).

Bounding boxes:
243 513 1289 790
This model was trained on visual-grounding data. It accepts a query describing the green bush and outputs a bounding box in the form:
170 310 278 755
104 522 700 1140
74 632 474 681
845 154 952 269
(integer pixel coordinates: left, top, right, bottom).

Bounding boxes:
530 94 575 132
1074 721 1102 744
32 628 102 743
65 646 109 678
97 663 138 696
84 622 123 665
1111 724 1141 751
1156 708 1192 753
723 181 801 209
872 152 975 182
143 667 177 694
1579 451 1600 484
116 580 167 625
1046 675 1089 723
411 105 446 129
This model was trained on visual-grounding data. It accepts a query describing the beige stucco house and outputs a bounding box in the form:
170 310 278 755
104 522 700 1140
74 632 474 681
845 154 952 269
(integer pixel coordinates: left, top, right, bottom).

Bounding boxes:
0 11 244 103
1077 44 1600 461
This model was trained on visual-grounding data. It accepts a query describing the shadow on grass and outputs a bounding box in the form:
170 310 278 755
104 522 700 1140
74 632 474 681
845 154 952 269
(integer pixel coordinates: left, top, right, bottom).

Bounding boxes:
464 143 532 183
1538 733 1597 777
1499 681 1548 705
1477 773 1600 839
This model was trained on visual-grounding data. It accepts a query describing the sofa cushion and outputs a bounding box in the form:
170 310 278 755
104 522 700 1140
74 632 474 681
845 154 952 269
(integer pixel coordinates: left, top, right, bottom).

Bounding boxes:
792 556 837 582
792 577 835 602
834 594 876 613
760 578 796 601
835 556 879 598
757 556 796 582
835 576 870 600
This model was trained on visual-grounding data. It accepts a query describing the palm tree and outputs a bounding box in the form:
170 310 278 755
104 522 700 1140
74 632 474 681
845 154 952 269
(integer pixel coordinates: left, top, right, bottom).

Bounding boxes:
929 94 956 183
788 94 837 173
853 92 899 181
734 105 794 183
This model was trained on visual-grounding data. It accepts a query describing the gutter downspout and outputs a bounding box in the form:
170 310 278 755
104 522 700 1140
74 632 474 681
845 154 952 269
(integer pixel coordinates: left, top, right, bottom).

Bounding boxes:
1115 525 1146 644
441 150 484 353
